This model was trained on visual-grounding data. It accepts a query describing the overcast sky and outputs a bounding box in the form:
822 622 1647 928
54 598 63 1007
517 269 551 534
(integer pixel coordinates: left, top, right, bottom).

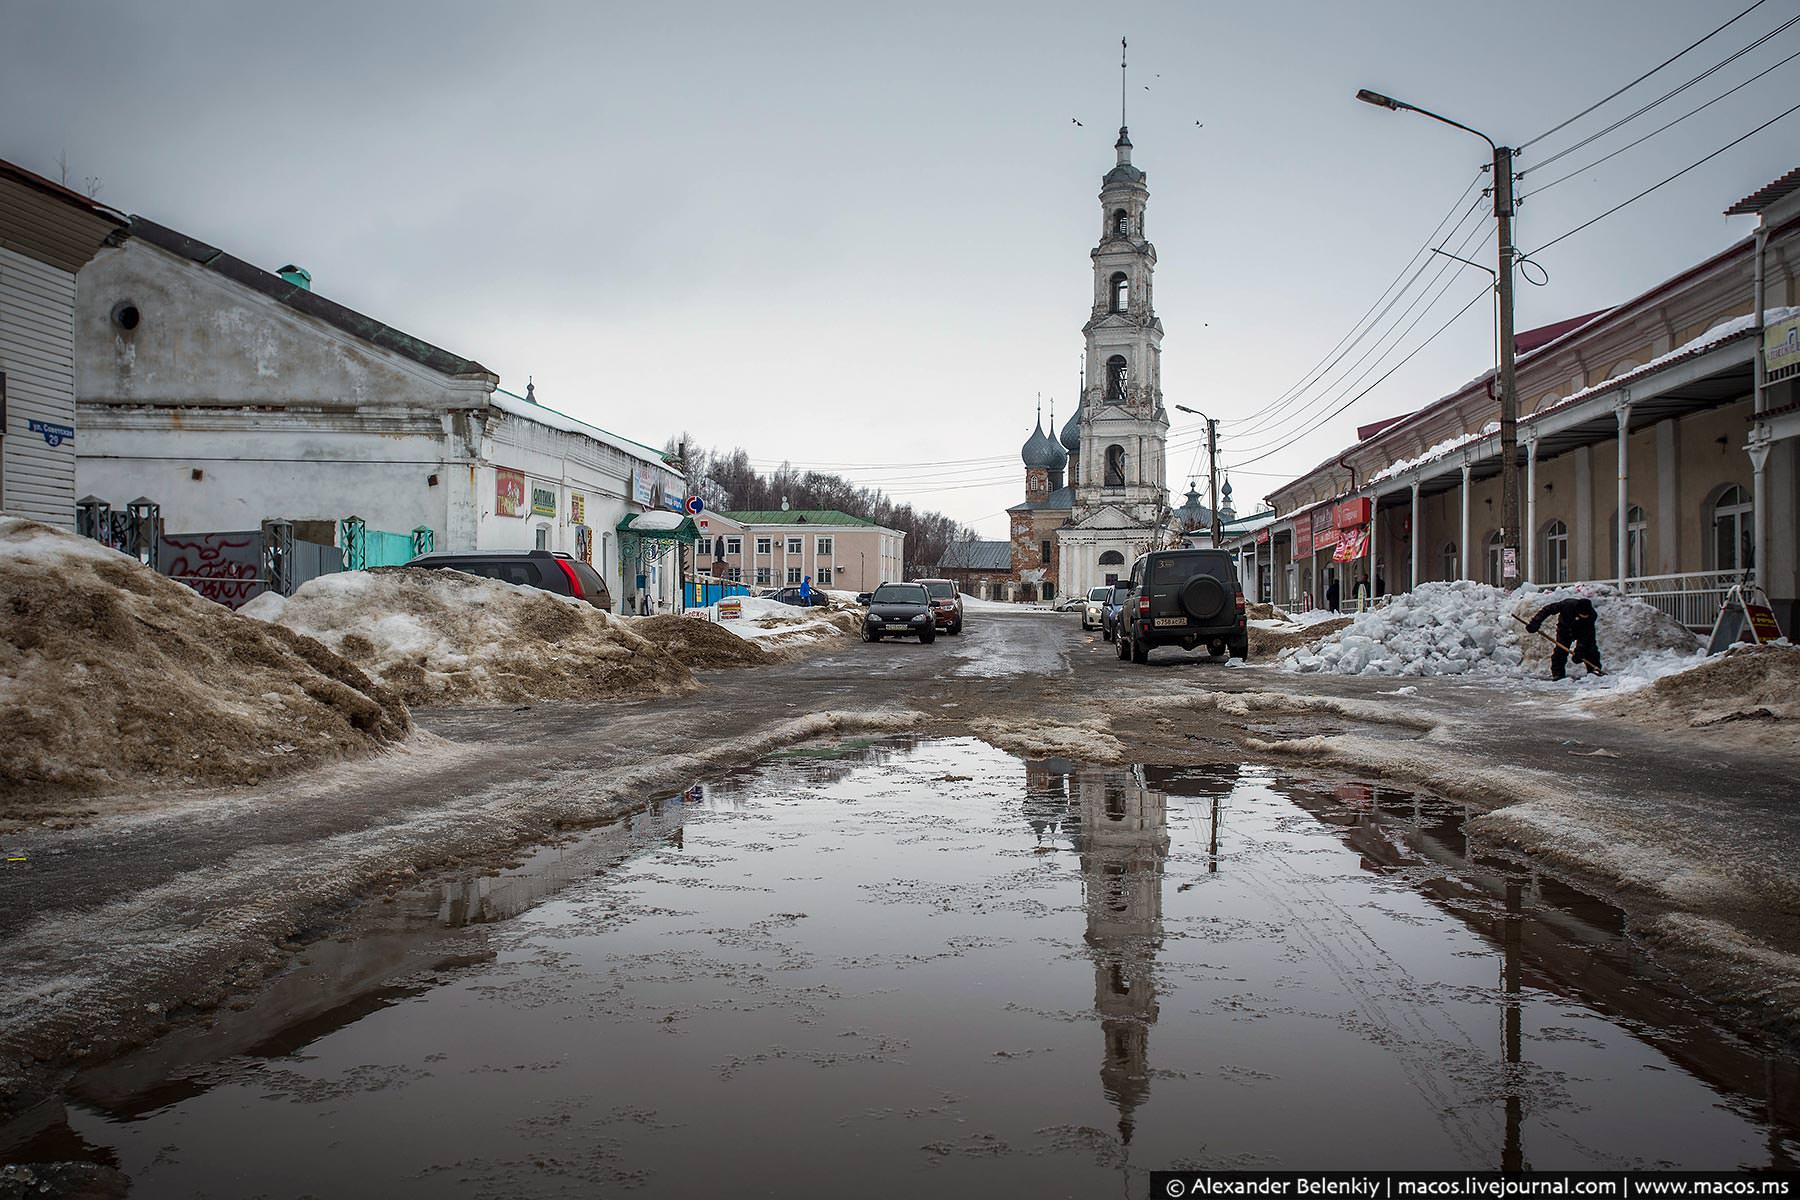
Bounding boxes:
4 1 1794 537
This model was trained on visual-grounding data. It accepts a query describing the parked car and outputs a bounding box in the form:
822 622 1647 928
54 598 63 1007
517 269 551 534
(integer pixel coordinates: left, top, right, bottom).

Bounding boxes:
770 586 831 608
913 577 964 634
1080 585 1113 631
860 582 937 644
1115 549 1246 664
855 592 874 606
407 549 613 611
1100 581 1134 642
1052 595 1087 613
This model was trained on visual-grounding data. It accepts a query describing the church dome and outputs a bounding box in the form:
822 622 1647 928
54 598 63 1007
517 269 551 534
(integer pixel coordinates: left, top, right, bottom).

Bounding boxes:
1059 400 1082 452
1174 480 1213 533
1022 419 1066 470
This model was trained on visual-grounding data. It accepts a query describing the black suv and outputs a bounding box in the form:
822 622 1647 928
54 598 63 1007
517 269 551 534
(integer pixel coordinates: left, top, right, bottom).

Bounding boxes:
1115 549 1246 664
408 549 613 611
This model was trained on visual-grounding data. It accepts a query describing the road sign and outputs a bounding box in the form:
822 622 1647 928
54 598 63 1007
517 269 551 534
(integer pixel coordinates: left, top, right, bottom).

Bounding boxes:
684 495 704 515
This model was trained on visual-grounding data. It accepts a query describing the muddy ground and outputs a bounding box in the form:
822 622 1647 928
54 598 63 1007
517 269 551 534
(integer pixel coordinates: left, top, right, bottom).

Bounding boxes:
2 609 1797 1128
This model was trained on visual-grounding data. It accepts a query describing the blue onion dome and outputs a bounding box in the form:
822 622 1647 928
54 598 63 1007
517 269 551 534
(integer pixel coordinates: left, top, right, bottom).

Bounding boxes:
1060 399 1082 452
1022 419 1065 469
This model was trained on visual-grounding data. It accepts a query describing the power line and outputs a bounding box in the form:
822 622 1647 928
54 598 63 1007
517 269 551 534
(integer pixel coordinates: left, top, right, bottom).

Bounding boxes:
1224 168 1490 431
1225 208 1493 448
1527 98 1800 256
1225 287 1492 472
1524 12 1800 175
1519 0 1772 151
1520 43 1800 198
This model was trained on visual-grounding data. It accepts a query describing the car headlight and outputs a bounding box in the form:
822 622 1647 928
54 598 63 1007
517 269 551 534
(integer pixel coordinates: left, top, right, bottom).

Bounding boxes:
911 613 927 623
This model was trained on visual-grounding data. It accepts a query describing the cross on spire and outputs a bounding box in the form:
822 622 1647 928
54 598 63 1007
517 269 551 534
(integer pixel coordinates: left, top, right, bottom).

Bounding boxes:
1120 37 1128 129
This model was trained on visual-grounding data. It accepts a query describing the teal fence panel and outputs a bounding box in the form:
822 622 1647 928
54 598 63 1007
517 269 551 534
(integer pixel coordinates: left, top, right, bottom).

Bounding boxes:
364 529 418 567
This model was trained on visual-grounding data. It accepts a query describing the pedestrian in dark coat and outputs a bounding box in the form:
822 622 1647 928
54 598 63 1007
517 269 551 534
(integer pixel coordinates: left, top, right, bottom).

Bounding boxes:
1325 576 1340 613
1525 597 1602 680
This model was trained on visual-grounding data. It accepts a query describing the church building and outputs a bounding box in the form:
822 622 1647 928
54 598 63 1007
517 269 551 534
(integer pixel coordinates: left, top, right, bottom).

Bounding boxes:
1002 120 1206 598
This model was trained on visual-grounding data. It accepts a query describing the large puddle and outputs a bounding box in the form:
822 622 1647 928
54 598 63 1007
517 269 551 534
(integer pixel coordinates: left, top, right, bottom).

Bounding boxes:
11 737 1800 1194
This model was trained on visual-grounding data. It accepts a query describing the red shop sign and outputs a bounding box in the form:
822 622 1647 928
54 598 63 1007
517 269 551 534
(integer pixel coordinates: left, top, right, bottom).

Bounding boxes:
1334 497 1372 530
1255 527 1271 545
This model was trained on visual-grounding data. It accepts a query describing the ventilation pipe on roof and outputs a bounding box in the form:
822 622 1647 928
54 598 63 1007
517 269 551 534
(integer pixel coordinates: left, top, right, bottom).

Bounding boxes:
276 265 311 291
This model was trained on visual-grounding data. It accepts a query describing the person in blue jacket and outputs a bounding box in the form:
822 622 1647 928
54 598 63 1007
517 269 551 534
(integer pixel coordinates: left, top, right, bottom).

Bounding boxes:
800 575 813 605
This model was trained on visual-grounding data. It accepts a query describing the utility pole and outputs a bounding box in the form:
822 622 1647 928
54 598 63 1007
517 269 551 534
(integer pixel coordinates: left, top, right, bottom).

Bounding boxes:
1494 145 1521 583
1208 417 1222 548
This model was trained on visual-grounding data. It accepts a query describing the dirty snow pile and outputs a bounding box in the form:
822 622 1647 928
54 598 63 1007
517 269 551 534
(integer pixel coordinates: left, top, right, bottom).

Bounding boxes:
1249 616 1352 657
245 567 693 705
0 518 410 810
630 613 768 668
1590 642 1800 742
691 595 860 653
1282 579 1701 681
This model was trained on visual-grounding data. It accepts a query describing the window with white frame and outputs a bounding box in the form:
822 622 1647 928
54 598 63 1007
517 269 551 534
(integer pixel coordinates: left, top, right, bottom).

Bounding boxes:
1713 485 1752 572
755 537 772 555
755 567 771 585
725 537 742 555
816 536 833 557
786 537 802 554
534 526 549 550
787 566 802 584
1542 519 1569 583
697 537 713 557
726 566 742 582
818 566 832 584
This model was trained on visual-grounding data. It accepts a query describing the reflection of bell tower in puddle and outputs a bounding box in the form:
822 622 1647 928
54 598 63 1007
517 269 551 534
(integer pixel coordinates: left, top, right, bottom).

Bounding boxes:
1071 765 1169 1144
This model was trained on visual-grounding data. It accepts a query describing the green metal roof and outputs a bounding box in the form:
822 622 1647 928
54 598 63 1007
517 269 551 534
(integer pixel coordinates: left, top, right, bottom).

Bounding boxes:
719 510 876 527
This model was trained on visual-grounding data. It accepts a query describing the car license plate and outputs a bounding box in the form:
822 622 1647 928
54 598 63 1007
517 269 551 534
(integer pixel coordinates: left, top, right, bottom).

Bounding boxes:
1154 616 1187 627
885 623 912 631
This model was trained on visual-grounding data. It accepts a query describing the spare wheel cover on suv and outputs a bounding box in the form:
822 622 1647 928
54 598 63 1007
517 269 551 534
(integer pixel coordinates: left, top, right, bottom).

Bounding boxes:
1179 574 1227 621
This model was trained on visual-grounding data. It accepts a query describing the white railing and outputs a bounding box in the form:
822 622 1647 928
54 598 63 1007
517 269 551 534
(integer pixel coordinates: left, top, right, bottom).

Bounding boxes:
1617 570 1747 631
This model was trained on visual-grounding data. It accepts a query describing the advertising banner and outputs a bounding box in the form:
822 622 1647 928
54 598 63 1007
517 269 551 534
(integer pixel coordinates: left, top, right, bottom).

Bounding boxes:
1334 497 1371 530
1293 520 1313 556
1313 507 1340 549
1766 314 1800 383
569 493 586 525
631 465 655 506
495 468 527 518
531 486 557 517
1332 529 1368 562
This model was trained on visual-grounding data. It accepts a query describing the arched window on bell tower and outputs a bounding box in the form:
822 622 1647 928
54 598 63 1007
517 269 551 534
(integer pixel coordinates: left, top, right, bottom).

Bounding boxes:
1104 444 1127 488
1109 273 1129 314
1112 208 1130 237
1105 355 1129 402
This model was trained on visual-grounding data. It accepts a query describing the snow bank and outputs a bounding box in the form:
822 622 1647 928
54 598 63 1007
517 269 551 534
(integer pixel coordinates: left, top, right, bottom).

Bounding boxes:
630 613 768 669
1590 642 1800 745
690 595 859 653
0 518 410 809
252 567 693 705
1282 579 1700 682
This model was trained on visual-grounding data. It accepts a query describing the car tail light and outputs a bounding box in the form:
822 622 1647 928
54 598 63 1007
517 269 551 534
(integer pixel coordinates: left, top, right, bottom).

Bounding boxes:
1137 595 1151 615
1234 589 1245 611
554 558 585 599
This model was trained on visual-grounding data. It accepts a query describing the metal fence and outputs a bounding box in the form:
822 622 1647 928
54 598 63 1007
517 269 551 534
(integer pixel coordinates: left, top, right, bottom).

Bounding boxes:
1620 570 1745 631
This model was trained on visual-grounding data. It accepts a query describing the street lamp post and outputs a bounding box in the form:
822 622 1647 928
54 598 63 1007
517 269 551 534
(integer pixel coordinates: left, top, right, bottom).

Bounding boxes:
1356 89 1521 586
1173 404 1222 548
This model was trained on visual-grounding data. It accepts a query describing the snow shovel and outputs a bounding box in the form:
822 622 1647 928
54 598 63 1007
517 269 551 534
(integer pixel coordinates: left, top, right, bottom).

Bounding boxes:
1510 614 1605 676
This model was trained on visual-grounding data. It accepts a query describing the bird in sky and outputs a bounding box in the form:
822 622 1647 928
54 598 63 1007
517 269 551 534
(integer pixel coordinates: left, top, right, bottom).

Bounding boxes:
1072 117 1083 126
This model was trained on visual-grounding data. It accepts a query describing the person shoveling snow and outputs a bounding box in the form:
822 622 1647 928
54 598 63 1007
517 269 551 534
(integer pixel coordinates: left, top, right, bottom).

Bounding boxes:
1521 596 1602 680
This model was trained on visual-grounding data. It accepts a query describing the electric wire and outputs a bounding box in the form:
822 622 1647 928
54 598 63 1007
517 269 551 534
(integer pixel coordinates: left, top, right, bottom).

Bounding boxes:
1218 169 1487 430
1519 0 1772 151
1524 12 1800 174
1519 44 1800 198
1224 288 1492 472
1223 205 1493 449
1527 98 1800 257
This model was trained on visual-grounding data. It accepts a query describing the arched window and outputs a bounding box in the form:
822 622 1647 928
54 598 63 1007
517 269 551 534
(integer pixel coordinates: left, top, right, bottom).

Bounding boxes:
1713 485 1753 572
1112 208 1130 236
1442 541 1458 581
1105 355 1129 402
1542 519 1569 583
1486 530 1503 586
1104 444 1127 488
1611 505 1648 577
1098 550 1125 565
1109 272 1129 313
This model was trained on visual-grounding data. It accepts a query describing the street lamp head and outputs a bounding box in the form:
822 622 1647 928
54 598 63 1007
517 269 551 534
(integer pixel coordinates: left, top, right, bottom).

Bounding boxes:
1173 404 1203 417
1356 89 1405 111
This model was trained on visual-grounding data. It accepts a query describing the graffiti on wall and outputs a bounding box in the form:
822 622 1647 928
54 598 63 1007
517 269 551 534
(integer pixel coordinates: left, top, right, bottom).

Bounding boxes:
160 532 262 608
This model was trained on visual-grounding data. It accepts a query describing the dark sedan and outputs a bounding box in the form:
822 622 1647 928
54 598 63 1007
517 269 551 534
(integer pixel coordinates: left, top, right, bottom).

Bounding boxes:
770 586 830 608
1100 581 1134 642
860 583 937 644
